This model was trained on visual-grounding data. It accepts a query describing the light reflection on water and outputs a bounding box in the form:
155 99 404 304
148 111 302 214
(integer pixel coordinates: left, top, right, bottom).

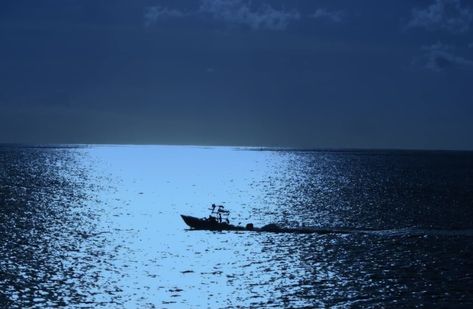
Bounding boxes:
1 146 473 308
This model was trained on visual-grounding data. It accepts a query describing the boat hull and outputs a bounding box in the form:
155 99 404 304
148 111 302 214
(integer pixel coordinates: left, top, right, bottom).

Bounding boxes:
180 215 244 231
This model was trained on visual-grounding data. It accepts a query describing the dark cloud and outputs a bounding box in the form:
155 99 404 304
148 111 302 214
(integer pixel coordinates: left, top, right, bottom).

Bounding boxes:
421 42 473 71
406 0 473 33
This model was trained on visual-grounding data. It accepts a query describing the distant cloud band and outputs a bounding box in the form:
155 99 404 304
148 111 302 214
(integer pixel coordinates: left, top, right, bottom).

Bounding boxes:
145 0 345 31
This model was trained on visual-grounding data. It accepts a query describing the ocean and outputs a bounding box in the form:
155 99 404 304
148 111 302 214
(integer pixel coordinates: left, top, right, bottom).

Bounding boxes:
1 145 472 308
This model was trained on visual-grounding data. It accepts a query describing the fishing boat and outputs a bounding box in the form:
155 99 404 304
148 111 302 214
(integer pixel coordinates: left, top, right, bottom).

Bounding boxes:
181 204 246 231
180 215 245 231
181 204 349 234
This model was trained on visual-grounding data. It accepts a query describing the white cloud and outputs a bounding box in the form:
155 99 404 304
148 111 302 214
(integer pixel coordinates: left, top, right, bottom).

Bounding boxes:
468 42 473 48
311 9 344 23
144 6 186 27
198 0 300 31
422 42 473 71
407 0 473 33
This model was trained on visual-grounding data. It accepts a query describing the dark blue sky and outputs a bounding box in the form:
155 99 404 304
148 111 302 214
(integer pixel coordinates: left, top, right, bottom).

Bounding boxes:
1 0 472 149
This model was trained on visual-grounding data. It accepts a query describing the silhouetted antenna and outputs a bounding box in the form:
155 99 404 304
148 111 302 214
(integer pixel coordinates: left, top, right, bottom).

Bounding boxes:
208 204 217 214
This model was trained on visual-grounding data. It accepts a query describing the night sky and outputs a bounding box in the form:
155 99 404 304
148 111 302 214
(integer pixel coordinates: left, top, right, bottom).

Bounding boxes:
1 0 472 149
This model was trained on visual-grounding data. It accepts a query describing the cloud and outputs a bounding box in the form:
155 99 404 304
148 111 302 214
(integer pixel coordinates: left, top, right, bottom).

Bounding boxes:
407 0 473 33
144 0 300 31
144 1 349 30
421 42 473 71
144 6 186 27
311 9 344 23
469 42 473 48
198 0 300 30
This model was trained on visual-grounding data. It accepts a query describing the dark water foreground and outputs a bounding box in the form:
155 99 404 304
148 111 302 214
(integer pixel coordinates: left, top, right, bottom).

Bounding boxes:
1 145 472 308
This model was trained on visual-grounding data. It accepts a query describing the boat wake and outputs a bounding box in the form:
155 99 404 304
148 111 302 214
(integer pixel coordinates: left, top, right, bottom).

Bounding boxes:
362 227 473 237
283 226 473 237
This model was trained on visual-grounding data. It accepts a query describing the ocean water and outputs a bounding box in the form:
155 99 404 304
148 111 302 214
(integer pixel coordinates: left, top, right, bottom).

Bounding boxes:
1 145 473 308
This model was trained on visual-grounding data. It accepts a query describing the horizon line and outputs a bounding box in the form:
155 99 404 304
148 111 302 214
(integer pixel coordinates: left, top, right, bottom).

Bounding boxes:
0 142 472 153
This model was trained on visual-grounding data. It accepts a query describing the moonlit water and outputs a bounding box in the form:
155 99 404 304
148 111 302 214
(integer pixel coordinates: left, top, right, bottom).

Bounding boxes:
1 145 473 308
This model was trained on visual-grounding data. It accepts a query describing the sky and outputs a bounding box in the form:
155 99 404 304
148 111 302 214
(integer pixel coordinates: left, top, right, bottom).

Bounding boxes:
1 0 473 150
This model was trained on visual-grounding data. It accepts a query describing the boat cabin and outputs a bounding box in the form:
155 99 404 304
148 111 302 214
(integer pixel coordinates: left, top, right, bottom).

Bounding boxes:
209 204 230 224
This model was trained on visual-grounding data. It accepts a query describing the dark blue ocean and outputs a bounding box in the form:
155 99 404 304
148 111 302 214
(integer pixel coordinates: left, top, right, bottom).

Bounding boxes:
1 145 473 308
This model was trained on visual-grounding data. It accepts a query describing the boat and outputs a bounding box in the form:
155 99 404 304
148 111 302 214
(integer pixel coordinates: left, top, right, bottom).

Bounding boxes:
180 215 245 231
181 204 245 231
181 204 350 234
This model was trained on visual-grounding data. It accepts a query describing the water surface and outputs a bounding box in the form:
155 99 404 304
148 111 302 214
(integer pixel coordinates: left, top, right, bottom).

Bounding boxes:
1 145 473 308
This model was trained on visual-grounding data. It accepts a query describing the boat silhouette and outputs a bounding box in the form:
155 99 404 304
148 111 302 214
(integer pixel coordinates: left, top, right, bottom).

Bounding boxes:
181 205 350 234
